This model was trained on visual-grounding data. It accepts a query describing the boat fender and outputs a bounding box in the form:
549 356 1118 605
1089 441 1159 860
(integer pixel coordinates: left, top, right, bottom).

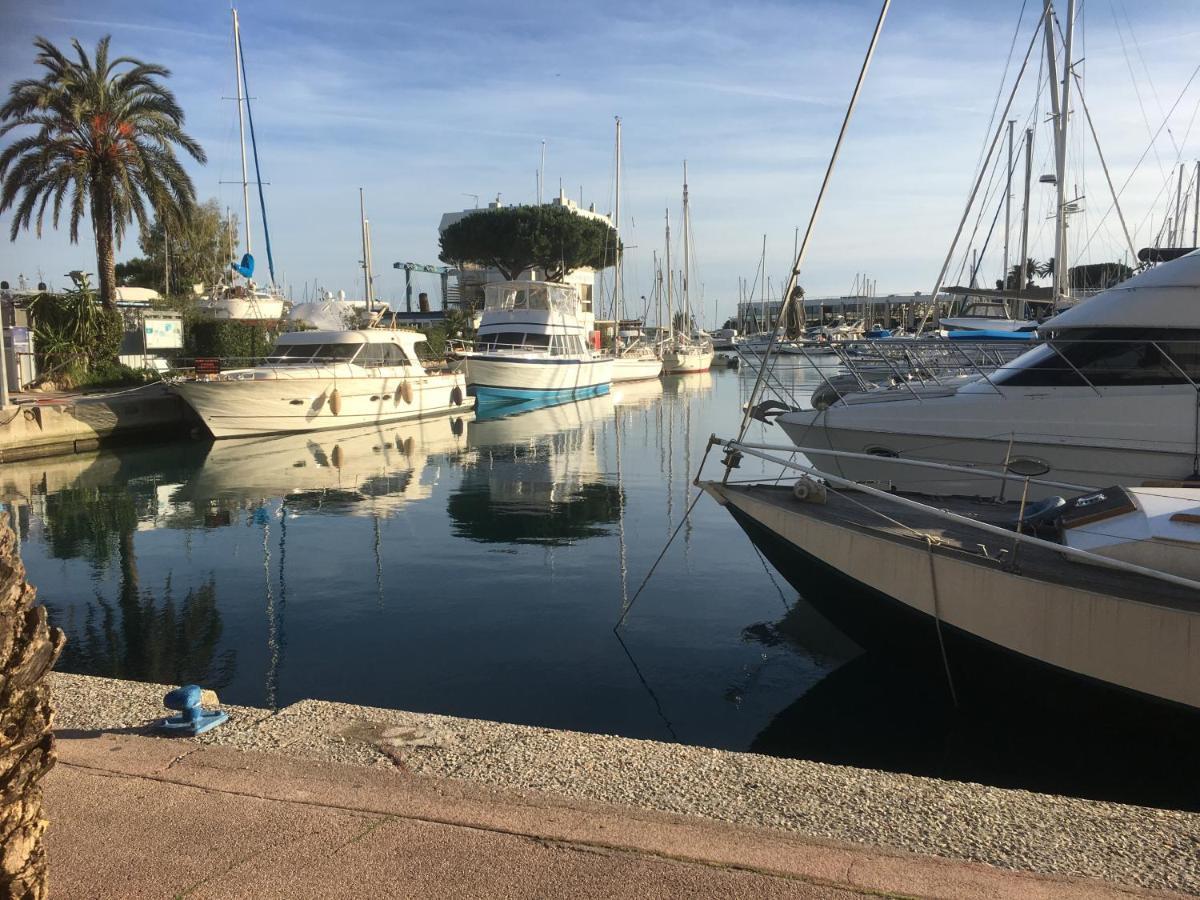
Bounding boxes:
792 477 828 504
403 436 415 456
329 388 342 415
451 386 464 407
402 380 414 404
331 445 344 468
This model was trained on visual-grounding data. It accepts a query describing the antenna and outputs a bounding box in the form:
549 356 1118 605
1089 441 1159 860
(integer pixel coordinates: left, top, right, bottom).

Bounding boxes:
461 193 479 208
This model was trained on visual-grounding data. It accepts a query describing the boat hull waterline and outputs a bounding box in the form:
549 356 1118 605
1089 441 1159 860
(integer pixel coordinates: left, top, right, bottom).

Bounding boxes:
465 355 614 404
707 482 1200 713
174 373 469 438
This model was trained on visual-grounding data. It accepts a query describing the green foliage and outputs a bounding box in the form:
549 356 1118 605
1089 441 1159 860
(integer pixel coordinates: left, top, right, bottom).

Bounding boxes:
135 199 239 296
184 318 275 362
26 272 126 386
1069 262 1133 291
115 256 159 288
439 205 620 282
0 35 206 306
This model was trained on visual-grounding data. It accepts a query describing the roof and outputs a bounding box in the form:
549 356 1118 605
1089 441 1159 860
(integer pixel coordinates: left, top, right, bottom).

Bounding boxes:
1040 249 1200 332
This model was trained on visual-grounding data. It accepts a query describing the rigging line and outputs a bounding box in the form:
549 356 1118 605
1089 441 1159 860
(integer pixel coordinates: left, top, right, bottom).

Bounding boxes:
925 538 960 708
1109 1 1168 179
969 0 1032 185
917 16 1043 334
612 628 678 741
238 39 276 286
1083 56 1200 253
614 489 703 631
1118 0 1183 160
751 541 793 613
735 0 892 445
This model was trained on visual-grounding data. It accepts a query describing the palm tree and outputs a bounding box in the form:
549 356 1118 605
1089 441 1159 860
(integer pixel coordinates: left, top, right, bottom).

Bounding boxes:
0 36 206 308
0 513 65 897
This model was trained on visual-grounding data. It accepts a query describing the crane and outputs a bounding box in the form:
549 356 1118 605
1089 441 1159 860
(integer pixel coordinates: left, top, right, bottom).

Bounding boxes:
392 262 457 312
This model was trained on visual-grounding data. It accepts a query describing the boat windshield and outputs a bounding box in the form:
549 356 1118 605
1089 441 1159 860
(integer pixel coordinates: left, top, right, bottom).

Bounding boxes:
483 283 579 313
993 328 1200 386
265 343 361 365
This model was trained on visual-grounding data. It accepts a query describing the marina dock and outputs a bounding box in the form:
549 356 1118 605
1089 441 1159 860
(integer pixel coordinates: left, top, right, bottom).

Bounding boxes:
0 384 195 463
48 672 1192 898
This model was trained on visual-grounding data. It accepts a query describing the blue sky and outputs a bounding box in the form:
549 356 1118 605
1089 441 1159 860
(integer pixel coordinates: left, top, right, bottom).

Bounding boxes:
2 0 1198 325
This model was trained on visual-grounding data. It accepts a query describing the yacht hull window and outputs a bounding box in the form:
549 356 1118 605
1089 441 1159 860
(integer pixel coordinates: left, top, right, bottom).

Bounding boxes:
996 329 1200 387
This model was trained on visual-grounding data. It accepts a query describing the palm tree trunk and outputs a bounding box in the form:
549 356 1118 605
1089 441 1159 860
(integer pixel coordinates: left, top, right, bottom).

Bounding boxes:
0 514 65 900
91 190 117 311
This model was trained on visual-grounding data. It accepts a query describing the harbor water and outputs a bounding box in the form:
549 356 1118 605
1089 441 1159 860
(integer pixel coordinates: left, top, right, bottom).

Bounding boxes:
4 362 1198 810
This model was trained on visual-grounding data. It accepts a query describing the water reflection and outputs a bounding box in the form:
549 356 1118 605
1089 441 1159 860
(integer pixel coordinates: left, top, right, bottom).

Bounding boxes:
448 394 622 544
183 415 471 518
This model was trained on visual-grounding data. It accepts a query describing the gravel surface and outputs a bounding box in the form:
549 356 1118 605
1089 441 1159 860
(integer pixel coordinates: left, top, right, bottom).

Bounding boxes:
50 672 1200 895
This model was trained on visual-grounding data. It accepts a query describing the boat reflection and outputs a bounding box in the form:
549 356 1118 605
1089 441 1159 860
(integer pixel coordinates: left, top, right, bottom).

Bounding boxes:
610 377 665 411
183 414 472 516
448 394 621 544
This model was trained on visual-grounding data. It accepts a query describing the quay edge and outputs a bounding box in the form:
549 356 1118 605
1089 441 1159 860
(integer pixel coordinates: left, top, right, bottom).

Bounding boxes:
0 383 196 463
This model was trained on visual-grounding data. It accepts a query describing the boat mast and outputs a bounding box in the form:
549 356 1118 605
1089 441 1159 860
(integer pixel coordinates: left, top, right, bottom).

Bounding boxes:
1019 127 1033 290
359 188 373 312
1194 160 1199 247
682 161 690 340
1049 0 1076 304
1003 119 1014 306
232 9 252 263
1175 164 1185 248
614 117 623 321
665 210 673 342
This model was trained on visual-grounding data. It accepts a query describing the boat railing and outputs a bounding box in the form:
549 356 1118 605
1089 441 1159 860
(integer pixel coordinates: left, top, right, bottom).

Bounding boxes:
706 437 1200 595
744 336 1200 408
169 355 371 379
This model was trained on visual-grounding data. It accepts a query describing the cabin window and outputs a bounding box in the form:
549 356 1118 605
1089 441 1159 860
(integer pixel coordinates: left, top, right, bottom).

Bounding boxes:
267 343 359 364
996 329 1200 387
357 343 410 367
524 333 550 350
479 332 526 351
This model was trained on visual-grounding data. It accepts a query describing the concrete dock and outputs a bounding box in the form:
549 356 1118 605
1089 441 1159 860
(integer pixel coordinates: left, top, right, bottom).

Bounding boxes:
0 383 194 462
45 673 1197 898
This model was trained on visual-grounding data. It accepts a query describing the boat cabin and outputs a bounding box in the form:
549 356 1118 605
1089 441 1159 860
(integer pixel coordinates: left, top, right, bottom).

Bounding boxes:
264 330 426 367
475 281 597 356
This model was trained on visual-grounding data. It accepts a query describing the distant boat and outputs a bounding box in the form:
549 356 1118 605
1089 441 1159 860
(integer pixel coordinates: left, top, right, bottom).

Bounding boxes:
660 168 714 374
171 328 470 438
460 281 613 404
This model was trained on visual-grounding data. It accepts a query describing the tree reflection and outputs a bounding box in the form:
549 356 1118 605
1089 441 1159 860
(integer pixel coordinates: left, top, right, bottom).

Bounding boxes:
54 576 235 689
447 480 622 545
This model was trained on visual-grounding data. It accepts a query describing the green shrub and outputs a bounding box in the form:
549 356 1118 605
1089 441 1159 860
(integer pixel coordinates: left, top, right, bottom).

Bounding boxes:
184 319 277 362
26 274 128 387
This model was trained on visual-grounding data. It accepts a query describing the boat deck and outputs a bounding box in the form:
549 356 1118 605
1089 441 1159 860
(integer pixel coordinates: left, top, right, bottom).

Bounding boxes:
716 483 1200 612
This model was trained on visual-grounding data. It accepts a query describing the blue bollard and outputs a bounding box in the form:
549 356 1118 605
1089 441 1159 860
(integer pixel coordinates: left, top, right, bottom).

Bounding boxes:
159 684 229 736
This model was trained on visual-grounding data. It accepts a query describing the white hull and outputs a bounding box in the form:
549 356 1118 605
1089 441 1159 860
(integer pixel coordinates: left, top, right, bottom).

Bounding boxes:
711 483 1200 711
662 347 714 374
204 296 286 321
464 355 613 396
173 371 470 438
779 387 1198 498
610 356 663 382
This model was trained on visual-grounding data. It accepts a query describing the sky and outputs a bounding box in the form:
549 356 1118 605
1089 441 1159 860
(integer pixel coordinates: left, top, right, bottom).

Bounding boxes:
1 0 1198 326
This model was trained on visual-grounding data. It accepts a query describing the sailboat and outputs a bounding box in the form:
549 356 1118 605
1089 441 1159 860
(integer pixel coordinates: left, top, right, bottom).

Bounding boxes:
200 8 287 322
661 163 715 374
608 118 664 383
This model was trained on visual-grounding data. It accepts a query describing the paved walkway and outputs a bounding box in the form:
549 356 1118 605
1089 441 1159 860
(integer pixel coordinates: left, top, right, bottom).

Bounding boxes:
44 731 1172 899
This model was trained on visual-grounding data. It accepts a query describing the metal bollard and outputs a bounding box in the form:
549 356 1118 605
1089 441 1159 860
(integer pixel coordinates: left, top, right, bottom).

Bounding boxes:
158 684 229 736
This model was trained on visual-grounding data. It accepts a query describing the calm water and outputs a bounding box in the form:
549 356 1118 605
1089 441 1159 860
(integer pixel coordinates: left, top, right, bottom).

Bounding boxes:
4 363 1198 809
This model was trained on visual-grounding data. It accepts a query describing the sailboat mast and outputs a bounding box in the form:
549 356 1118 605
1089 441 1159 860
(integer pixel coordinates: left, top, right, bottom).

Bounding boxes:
1175 164 1185 248
614 117 622 320
1019 127 1033 288
360 188 372 312
1194 160 1199 247
1003 119 1014 301
1052 0 1076 304
682 161 690 335
665 210 673 341
232 9 252 259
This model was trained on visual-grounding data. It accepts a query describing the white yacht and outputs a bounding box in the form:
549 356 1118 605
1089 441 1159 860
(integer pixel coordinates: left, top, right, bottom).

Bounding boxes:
172 329 470 438
200 281 286 321
776 251 1200 496
610 343 663 382
462 280 613 404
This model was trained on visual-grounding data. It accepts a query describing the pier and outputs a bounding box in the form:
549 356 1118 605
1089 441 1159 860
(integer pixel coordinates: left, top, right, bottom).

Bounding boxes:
47 672 1191 898
0 384 195 463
